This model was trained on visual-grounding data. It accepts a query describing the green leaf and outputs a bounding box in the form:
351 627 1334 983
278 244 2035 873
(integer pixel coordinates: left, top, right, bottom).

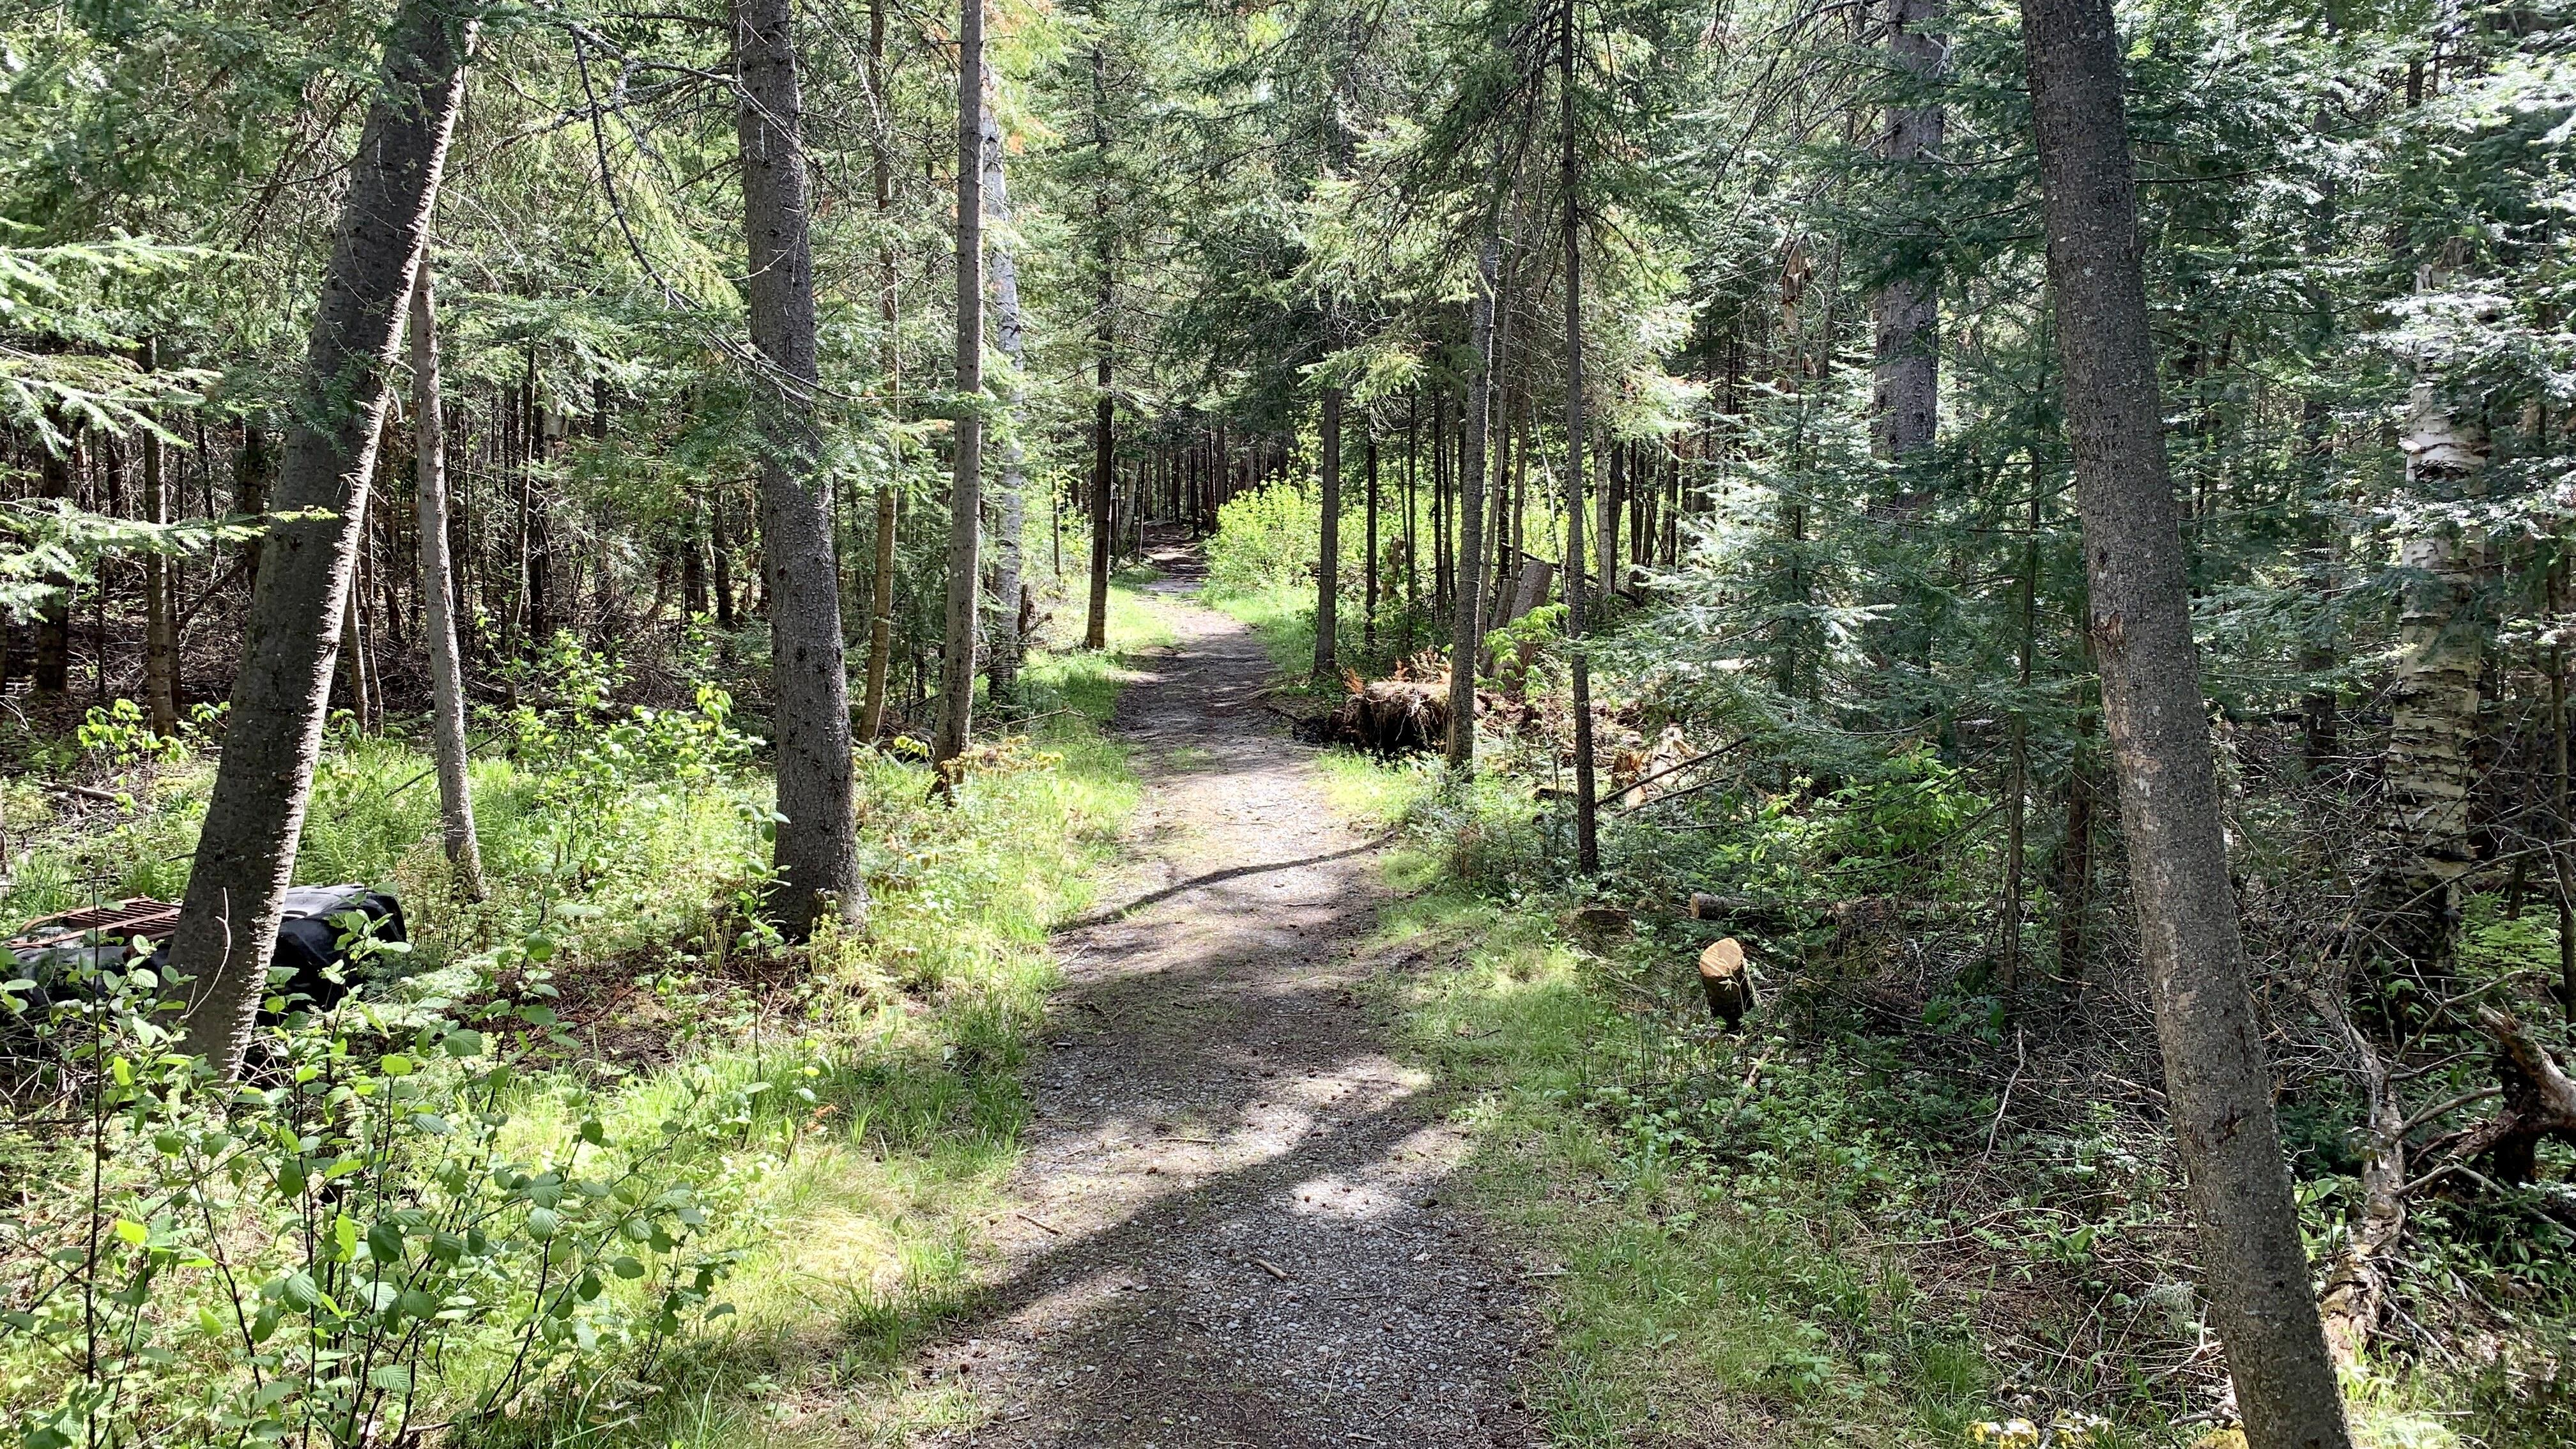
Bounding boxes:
280 1271 325 1310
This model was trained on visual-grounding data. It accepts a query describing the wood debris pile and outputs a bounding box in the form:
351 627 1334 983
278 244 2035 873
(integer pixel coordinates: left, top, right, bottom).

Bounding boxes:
1293 666 1453 756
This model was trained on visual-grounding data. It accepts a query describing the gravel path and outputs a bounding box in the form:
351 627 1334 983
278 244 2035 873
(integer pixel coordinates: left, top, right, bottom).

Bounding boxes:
930 556 1544 1448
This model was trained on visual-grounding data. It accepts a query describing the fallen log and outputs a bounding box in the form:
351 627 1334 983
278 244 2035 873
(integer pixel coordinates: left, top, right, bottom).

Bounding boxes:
2313 991 2407 1369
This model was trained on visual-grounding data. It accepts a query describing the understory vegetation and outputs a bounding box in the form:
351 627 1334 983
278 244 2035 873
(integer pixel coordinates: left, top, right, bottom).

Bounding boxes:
1217 549 2576 1447
0 584 1181 1447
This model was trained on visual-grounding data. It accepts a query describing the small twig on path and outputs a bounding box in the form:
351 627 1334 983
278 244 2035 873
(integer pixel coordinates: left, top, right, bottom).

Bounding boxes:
1253 1257 1293 1281
1014 1212 1064 1237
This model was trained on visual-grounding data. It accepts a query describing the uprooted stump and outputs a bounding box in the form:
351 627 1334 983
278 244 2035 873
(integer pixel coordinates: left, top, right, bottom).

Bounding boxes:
1292 677 1452 757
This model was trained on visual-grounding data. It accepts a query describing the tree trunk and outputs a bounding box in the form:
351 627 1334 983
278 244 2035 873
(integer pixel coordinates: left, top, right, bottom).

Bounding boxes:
1446 229 1499 774
171 0 477 1075
1085 379 1113 648
141 344 180 735
981 98 1028 708
710 490 735 631
1314 386 1342 681
2018 1 2355 1443
1403 397 1419 652
2555 556 2575 1012
932 0 985 770
1363 425 1379 659
411 264 487 901
337 525 374 730
2379 367 2488 992
1082 47 1114 653
1560 3 1598 876
735 0 863 935
859 0 898 745
1432 388 1450 612
1873 0 1944 467
34 428 73 694
2000 484 2038 999
234 418 272 594
1597 436 1622 603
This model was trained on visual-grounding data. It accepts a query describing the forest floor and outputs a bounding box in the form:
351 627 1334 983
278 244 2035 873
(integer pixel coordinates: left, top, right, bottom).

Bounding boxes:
925 543 1547 1448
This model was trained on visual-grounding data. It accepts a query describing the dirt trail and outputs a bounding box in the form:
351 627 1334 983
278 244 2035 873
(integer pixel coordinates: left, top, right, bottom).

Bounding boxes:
931 547 1542 1448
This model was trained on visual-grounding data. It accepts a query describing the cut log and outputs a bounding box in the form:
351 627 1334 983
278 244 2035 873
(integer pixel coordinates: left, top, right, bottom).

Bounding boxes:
1689 892 1752 921
1698 937 1752 1029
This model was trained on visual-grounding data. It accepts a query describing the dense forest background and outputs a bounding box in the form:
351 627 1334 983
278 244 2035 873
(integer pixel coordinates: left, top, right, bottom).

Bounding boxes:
4 0 2576 1444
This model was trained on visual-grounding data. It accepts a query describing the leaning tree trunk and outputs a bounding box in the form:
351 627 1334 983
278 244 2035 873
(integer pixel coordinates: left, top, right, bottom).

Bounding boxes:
981 98 1029 707
410 263 487 901
2379 370 2488 992
171 0 477 1074
2018 1 2356 1445
735 0 862 935
1446 227 1499 774
932 0 986 771
1873 0 1944 468
1314 386 1344 682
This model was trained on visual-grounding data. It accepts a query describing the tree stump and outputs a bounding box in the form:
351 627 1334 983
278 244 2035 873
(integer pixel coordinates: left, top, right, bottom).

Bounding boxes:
1698 936 1752 1029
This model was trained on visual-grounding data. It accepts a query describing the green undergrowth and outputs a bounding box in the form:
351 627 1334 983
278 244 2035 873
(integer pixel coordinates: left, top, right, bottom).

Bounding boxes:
1 581 1177 1448
1361 861 2000 1446
1222 565 2534 1448
1312 751 2517 1449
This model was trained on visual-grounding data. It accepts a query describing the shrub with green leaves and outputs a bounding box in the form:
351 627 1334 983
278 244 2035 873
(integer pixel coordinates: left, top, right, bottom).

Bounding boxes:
1 930 741 1448
1204 483 1321 598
